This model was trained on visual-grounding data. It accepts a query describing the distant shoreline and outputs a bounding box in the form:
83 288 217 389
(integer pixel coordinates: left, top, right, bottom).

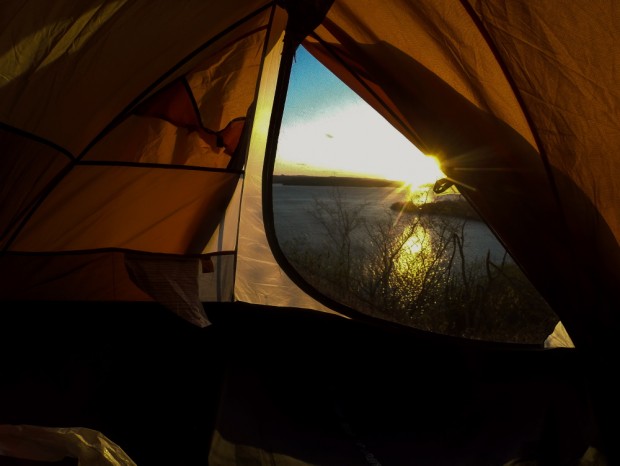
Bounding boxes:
273 174 481 221
272 174 401 188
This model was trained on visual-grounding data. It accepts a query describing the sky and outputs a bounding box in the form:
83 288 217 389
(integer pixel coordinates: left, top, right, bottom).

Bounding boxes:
274 46 444 188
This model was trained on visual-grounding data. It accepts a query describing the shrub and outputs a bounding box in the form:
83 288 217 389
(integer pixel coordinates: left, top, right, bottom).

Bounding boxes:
279 187 558 344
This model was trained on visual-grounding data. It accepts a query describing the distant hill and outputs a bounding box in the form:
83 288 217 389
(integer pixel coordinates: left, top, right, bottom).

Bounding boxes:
391 197 482 221
273 175 402 187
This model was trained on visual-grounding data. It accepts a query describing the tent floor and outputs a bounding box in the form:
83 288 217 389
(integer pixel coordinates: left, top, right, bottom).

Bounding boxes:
0 301 598 465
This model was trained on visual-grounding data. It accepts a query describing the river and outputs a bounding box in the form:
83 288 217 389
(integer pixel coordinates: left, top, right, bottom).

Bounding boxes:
271 184 511 265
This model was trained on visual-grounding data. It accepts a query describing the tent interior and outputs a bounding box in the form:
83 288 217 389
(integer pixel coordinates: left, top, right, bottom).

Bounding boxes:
0 302 598 466
0 1 618 465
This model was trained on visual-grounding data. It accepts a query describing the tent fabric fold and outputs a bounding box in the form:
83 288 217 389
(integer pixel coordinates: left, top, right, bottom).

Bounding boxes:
0 0 276 306
0 424 136 466
303 0 620 350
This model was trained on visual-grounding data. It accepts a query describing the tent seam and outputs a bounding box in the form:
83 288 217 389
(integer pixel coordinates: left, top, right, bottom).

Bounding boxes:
458 0 568 228
0 121 74 160
2 3 275 253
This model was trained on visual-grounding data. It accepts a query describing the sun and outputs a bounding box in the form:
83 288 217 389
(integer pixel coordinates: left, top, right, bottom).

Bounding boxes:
359 120 444 188
383 151 444 197
404 154 444 189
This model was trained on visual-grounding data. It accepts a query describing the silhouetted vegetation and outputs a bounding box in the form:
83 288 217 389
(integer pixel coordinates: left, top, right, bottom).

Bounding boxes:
278 187 558 344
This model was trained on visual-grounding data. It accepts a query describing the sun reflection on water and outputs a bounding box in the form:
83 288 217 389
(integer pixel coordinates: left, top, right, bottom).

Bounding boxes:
402 228 425 255
393 222 435 278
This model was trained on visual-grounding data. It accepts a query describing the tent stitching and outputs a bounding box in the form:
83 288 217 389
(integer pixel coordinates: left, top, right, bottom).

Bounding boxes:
2 4 275 254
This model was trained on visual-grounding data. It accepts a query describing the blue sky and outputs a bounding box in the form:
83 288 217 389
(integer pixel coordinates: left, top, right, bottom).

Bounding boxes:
275 46 443 186
282 47 359 126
